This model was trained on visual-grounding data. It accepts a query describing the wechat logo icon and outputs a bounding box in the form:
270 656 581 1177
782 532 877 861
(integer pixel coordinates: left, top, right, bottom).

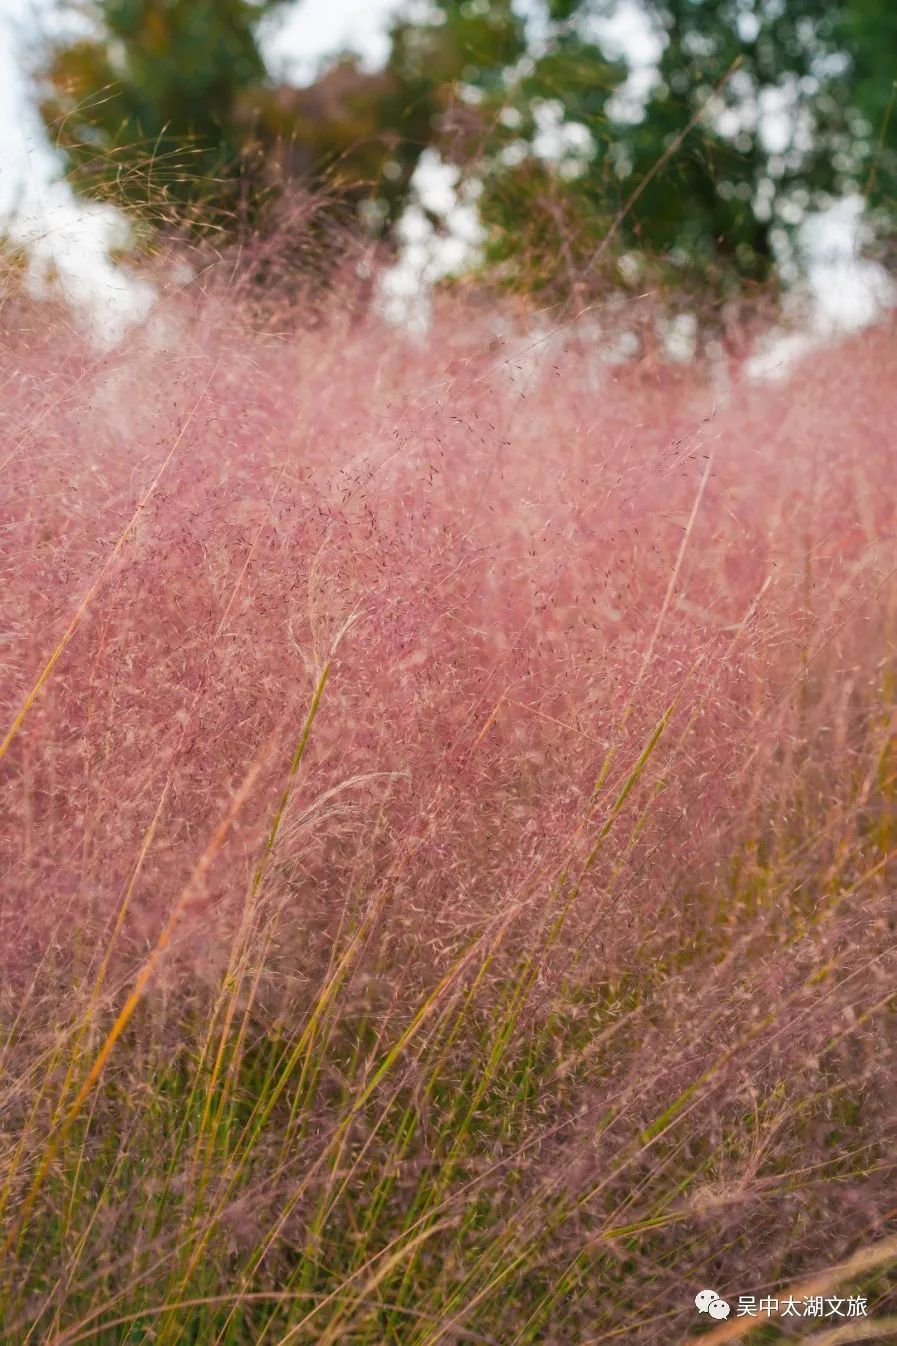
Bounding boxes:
695 1289 731 1320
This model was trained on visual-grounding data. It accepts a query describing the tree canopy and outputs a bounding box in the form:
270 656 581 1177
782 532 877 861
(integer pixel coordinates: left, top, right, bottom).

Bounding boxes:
43 1 285 223
38 0 897 307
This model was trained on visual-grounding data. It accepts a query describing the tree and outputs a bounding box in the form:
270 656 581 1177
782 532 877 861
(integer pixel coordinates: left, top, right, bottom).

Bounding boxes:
41 0 287 229
39 0 896 310
397 0 896 309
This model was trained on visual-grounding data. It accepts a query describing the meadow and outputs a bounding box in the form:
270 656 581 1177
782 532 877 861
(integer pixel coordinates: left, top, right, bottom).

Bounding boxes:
1 277 896 1343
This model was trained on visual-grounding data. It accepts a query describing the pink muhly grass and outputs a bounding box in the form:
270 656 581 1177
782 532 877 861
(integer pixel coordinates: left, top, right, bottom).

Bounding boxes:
1 271 896 1342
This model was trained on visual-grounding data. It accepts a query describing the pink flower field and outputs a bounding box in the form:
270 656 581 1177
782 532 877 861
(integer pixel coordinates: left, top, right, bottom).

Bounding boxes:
1 282 897 1343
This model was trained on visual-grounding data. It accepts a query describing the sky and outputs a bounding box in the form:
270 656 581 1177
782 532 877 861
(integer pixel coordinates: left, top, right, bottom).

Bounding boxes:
0 0 893 365
260 0 405 83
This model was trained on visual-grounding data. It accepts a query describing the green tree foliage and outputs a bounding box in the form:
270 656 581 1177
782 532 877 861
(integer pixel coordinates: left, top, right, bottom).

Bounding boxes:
39 0 896 303
410 0 896 306
40 0 527 241
42 0 286 227
834 0 897 250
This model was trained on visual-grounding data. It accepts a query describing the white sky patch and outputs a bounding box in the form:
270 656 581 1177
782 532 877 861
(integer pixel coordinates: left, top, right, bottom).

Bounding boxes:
260 0 407 85
748 195 896 378
378 148 485 330
531 99 594 172
0 0 154 345
660 310 698 362
758 81 802 155
803 194 895 329
581 0 664 124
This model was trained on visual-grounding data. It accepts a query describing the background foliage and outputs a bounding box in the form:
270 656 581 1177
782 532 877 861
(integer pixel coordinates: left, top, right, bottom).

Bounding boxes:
35 0 897 309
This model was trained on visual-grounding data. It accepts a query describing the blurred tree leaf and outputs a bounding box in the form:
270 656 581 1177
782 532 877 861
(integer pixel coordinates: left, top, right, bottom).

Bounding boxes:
400 0 896 309
41 0 287 230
